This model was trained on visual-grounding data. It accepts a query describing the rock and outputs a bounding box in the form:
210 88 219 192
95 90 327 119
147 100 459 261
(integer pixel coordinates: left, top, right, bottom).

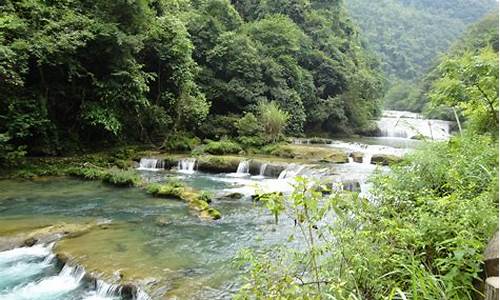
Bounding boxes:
22 237 38 247
370 154 403 165
121 284 138 300
484 231 499 277
155 217 172 227
269 145 348 163
196 156 241 173
342 180 361 192
485 277 499 300
262 164 287 178
220 192 244 200
349 152 364 163
252 192 283 202
411 133 426 140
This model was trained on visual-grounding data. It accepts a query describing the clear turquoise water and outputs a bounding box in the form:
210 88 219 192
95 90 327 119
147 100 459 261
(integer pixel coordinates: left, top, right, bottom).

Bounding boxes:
0 175 296 299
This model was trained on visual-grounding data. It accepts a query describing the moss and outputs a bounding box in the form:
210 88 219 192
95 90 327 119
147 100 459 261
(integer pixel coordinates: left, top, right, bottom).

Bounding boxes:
196 155 241 173
370 154 403 165
67 166 141 187
349 152 364 163
146 181 185 198
101 168 141 187
262 144 348 163
146 181 221 220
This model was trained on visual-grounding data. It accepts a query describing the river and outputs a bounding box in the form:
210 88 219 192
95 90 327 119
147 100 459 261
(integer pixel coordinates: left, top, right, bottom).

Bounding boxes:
0 111 453 299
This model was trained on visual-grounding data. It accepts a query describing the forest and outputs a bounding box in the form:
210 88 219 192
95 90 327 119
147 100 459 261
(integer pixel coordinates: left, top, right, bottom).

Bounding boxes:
0 0 383 161
0 0 498 300
347 0 497 113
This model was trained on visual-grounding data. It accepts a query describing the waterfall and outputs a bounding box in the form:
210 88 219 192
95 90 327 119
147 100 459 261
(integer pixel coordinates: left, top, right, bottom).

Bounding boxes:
236 161 250 174
278 164 305 180
228 160 250 178
376 110 451 140
259 163 268 176
137 158 164 171
362 153 373 165
177 158 196 174
94 280 122 297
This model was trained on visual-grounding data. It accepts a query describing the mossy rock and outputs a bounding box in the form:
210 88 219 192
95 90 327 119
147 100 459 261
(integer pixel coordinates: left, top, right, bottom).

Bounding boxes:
265 145 348 163
370 154 403 165
349 152 364 163
196 156 241 173
146 182 221 220
252 192 283 202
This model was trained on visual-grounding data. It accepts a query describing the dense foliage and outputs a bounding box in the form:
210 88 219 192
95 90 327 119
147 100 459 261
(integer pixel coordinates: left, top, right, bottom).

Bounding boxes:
0 0 383 164
237 9 499 299
346 0 497 111
385 11 499 117
238 134 498 299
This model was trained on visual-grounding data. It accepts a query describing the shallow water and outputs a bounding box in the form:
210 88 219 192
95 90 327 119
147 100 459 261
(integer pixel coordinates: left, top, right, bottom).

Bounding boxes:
0 177 298 299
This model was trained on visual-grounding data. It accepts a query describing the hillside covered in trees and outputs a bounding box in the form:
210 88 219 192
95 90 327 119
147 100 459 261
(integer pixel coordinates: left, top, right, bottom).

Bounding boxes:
0 0 383 159
346 0 498 111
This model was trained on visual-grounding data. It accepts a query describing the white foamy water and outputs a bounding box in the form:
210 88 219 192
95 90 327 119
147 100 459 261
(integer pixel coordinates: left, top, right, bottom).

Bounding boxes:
0 244 129 300
137 158 165 171
177 158 197 174
227 161 250 178
376 110 452 140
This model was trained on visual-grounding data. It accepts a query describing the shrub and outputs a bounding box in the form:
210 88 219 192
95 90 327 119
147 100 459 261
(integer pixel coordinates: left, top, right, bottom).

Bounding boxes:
197 114 239 140
197 139 243 155
68 166 140 187
237 112 263 137
101 168 141 187
238 134 498 299
162 133 201 152
258 101 289 143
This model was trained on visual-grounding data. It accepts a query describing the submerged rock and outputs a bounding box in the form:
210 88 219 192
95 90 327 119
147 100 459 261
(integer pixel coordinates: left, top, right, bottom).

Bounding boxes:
219 192 244 200
147 182 221 221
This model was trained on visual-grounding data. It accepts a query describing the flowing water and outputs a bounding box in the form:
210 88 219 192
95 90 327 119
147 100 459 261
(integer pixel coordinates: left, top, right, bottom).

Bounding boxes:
376 110 452 140
0 110 451 299
0 178 298 299
177 158 197 174
137 159 165 171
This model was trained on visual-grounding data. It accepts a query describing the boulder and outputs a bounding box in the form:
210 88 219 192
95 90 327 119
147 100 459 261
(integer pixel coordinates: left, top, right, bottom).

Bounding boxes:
349 152 364 163
485 277 499 300
196 156 241 173
370 154 403 165
484 231 499 277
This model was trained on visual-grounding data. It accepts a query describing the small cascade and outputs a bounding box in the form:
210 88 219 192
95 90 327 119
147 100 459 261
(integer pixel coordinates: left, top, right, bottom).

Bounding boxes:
362 153 373 165
251 163 268 179
236 160 250 174
135 288 153 300
278 164 305 180
227 160 250 178
95 280 122 297
137 158 164 171
177 158 197 174
259 163 268 176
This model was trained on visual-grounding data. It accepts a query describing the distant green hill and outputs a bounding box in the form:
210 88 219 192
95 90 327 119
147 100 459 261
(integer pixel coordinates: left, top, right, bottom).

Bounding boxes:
346 0 498 81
